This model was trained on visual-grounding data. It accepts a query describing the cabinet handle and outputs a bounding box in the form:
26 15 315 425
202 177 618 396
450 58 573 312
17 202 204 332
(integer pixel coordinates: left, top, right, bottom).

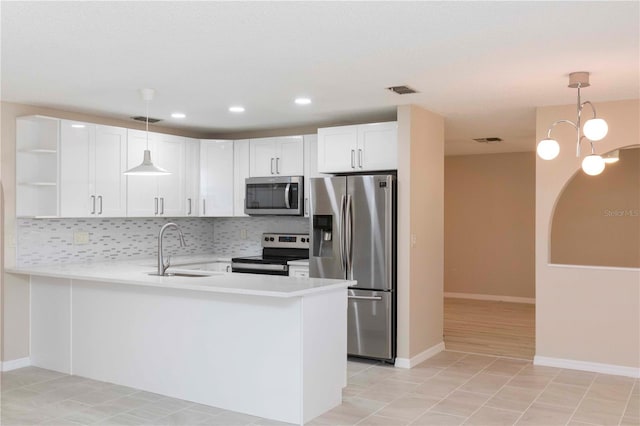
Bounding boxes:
154 197 159 215
98 195 103 215
90 195 96 215
276 157 280 174
160 197 165 215
188 198 192 215
203 199 206 216
358 149 363 168
270 157 275 174
351 150 355 168
226 265 230 273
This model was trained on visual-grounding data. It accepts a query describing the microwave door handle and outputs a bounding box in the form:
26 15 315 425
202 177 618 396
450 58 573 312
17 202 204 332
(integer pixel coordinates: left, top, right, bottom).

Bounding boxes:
284 183 291 209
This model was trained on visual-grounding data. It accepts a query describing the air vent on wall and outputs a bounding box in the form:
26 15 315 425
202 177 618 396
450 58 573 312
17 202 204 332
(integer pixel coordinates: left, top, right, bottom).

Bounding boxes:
387 85 418 95
131 116 162 124
473 137 503 144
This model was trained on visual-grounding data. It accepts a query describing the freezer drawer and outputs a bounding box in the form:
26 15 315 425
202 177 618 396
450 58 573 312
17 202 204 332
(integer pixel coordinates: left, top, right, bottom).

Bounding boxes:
347 289 394 361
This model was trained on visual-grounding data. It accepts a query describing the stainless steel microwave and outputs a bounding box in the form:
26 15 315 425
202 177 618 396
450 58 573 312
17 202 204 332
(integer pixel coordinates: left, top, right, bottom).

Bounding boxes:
245 176 304 216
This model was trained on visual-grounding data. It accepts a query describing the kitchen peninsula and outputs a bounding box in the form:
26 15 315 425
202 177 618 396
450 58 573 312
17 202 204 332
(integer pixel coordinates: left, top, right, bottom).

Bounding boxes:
6 261 353 424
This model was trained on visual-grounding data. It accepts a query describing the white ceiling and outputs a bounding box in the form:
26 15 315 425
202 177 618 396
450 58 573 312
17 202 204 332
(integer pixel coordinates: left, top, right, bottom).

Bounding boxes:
2 1 638 155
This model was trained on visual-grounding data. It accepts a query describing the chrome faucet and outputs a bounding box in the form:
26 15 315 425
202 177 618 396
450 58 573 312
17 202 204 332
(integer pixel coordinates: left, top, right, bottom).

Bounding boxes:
157 222 187 276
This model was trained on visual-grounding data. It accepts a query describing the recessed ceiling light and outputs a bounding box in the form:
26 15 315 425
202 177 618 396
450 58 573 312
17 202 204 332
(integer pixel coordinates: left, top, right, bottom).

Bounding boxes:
295 97 312 105
229 106 245 113
171 112 186 119
71 124 85 128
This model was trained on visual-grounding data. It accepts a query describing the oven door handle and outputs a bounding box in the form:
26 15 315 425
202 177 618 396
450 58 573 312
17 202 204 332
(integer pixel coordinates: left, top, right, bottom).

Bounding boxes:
231 263 288 272
284 183 291 209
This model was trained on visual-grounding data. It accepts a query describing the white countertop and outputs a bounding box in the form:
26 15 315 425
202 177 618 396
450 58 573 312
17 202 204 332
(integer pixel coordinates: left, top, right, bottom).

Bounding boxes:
6 259 352 298
288 259 309 267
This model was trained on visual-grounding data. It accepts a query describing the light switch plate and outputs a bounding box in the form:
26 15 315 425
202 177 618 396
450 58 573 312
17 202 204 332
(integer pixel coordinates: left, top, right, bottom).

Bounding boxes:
74 231 90 245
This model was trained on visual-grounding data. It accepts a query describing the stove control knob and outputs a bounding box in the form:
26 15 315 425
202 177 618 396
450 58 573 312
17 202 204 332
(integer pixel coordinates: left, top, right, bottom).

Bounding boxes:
269 237 274 241
301 238 306 242
264 237 269 242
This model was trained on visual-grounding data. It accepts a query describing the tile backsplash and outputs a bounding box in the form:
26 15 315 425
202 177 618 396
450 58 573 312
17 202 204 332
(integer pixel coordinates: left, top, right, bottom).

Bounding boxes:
16 216 309 266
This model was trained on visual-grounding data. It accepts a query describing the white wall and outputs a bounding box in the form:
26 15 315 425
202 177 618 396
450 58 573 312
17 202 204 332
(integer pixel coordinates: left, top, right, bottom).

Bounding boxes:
535 99 640 374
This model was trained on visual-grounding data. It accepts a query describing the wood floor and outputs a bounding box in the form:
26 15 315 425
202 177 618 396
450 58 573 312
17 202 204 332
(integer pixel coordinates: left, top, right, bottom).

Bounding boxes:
444 297 535 359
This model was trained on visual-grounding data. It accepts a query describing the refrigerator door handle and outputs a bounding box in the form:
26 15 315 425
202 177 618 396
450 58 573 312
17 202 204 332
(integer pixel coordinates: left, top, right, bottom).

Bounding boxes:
346 194 353 279
384 177 393 289
339 194 347 278
348 295 382 301
284 183 291 209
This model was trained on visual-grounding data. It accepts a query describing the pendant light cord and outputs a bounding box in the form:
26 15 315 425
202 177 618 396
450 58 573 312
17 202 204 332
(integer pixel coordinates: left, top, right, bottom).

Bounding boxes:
145 99 150 150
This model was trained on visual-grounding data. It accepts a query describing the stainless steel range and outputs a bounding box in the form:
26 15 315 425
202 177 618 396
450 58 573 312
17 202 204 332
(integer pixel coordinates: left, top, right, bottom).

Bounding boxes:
231 233 309 276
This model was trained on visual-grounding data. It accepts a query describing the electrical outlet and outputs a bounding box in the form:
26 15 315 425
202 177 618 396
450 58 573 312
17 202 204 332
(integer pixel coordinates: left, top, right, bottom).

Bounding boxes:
240 229 248 240
73 231 89 245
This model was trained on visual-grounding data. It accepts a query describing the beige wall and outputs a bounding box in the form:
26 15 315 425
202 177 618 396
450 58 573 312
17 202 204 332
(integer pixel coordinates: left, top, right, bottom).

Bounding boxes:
536 99 640 369
397 105 444 360
444 152 535 299
551 147 639 268
0 101 208 362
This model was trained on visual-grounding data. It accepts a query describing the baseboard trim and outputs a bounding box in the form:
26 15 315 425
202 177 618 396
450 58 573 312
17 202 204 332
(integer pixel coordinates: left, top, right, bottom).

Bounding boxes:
395 342 445 369
444 292 535 304
534 355 640 378
2 357 31 372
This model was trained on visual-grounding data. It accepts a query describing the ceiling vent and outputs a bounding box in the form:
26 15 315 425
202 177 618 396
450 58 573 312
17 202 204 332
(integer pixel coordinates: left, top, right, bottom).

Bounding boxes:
473 137 503 144
387 85 418 95
131 116 162 124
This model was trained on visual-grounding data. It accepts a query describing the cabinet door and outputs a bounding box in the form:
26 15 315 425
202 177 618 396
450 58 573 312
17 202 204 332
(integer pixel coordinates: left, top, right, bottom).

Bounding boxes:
317 125 358 173
200 140 234 217
303 134 320 217
60 120 94 217
126 129 159 217
233 139 250 216
94 125 127 217
184 138 200 217
156 134 186 217
358 122 398 171
277 136 304 175
249 138 277 177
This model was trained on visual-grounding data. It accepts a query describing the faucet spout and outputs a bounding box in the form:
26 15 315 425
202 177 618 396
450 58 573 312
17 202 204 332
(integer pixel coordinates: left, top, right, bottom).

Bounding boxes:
157 222 187 276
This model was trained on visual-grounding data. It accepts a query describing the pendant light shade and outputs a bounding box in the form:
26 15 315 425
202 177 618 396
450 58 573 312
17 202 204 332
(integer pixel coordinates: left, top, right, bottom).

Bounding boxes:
123 88 171 176
123 150 170 176
581 154 605 176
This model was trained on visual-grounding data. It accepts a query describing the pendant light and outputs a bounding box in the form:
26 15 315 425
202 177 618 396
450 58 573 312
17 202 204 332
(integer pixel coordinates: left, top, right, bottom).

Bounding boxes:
536 72 609 176
124 88 170 176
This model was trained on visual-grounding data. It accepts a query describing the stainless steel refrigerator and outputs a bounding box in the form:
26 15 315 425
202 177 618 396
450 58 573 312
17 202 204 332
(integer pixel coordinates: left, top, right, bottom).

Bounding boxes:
309 174 396 362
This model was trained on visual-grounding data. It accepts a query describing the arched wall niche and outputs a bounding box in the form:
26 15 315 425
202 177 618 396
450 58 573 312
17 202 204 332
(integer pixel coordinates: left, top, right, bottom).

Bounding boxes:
550 145 640 268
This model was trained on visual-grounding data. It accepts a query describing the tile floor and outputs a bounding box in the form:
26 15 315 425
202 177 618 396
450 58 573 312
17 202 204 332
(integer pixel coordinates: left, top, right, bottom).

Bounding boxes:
1 351 638 425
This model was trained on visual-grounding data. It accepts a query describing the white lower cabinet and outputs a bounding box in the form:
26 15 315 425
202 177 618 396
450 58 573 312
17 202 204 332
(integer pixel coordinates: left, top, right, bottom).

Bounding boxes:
289 265 310 278
60 121 127 217
200 140 234 217
127 130 186 217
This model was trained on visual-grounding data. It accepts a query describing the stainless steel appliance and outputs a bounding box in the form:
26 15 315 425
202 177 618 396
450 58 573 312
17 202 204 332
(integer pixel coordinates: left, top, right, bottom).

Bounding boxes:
245 176 304 216
231 233 309 276
309 174 396 362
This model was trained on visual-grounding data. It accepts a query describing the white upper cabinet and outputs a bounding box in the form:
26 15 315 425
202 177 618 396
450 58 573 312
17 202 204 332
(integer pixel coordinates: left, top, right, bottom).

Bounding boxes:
233 139 250 217
249 136 304 177
317 122 397 173
184 138 200 217
200 140 234 217
126 130 186 217
303 134 321 218
60 121 127 217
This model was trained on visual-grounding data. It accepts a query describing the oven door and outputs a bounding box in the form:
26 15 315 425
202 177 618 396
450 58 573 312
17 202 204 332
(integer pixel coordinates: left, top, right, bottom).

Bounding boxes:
231 262 289 276
245 176 303 216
